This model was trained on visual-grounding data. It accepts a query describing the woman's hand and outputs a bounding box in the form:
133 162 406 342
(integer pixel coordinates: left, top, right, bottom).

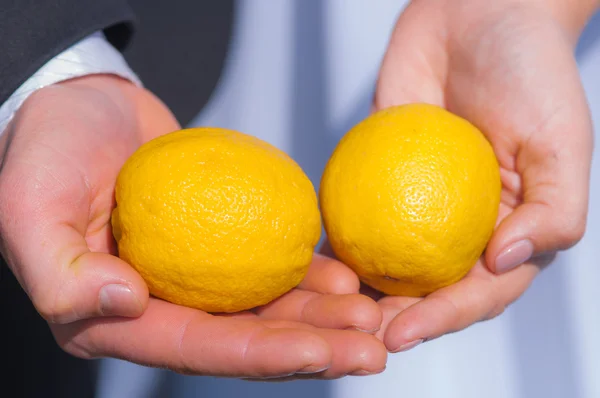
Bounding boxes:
364 0 595 351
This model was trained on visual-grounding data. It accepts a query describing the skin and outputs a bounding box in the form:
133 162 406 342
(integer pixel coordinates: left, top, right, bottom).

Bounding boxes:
0 75 387 379
357 0 598 352
1 0 596 379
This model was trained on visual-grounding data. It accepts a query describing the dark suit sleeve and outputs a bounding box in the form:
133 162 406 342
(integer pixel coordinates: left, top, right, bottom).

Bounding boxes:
0 3 134 394
0 0 135 105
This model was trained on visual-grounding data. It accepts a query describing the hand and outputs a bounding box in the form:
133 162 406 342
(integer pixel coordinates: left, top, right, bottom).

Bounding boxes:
0 75 386 378
363 0 595 351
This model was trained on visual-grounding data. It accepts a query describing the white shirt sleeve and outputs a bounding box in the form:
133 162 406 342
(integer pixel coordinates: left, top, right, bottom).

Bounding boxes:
0 31 142 134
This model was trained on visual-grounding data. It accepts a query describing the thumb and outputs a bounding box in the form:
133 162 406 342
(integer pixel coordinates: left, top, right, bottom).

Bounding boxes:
0 139 148 325
485 112 593 274
0 191 149 323
373 1 446 110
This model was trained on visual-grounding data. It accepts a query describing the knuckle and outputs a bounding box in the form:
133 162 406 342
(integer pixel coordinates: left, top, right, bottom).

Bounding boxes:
31 296 61 324
430 295 463 333
13 86 66 130
480 278 506 322
31 285 79 325
51 327 96 360
483 304 505 321
21 85 56 109
57 337 95 360
20 78 128 132
175 316 195 374
555 215 586 248
63 348 94 360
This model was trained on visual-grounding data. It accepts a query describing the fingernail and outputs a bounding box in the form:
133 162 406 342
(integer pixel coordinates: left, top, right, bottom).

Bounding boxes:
347 325 380 334
349 367 386 376
295 364 331 374
251 373 295 380
495 239 534 273
99 284 143 317
391 338 423 353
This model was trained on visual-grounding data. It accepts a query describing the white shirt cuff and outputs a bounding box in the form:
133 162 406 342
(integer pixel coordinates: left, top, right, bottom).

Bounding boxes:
0 31 142 134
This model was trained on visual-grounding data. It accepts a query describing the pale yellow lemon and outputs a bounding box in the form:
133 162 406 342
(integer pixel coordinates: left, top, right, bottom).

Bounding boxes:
112 127 321 312
320 103 501 296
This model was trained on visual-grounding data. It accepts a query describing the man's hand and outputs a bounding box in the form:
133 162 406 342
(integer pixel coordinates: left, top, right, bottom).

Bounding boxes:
0 75 387 378
365 0 595 351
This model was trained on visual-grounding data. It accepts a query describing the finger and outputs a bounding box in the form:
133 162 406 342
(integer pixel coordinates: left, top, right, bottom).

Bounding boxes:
257 323 388 379
373 1 446 110
486 111 592 273
0 145 148 324
1 219 148 324
298 252 361 294
375 296 421 342
53 298 334 379
451 28 594 274
256 289 382 333
381 258 549 352
315 329 387 377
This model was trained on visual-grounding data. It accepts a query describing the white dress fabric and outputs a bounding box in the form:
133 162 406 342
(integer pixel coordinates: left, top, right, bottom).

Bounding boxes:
96 1 600 397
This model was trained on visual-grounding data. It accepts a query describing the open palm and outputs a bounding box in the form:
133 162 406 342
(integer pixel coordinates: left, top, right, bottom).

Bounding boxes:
356 0 593 351
0 75 386 378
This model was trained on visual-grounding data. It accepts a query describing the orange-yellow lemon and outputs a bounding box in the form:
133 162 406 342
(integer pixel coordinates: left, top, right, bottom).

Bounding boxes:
320 104 501 296
112 127 321 312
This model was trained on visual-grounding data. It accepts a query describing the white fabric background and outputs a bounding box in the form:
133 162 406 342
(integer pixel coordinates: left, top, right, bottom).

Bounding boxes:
97 1 600 397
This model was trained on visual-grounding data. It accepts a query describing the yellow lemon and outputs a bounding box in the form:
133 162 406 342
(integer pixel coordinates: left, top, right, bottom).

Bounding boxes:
320 103 501 296
112 127 321 313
